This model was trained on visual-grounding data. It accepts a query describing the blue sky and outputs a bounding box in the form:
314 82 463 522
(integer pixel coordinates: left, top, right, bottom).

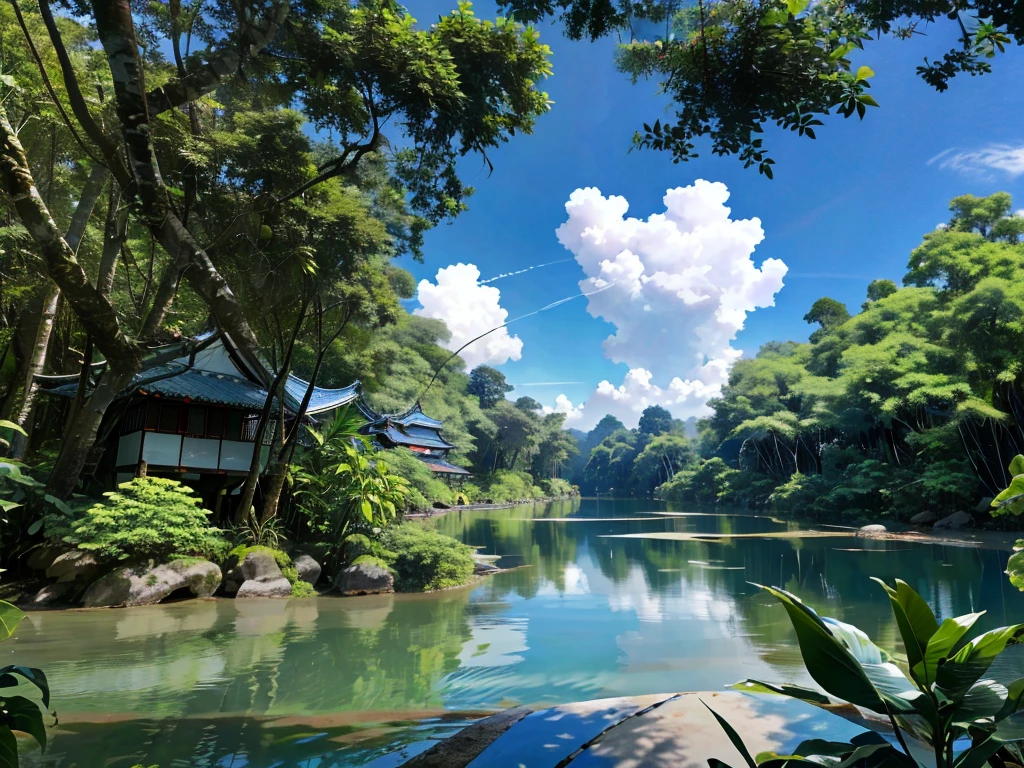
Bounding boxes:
396 1 1024 426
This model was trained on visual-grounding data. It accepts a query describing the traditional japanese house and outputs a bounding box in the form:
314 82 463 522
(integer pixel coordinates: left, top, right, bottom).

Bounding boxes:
362 404 472 485
35 328 470 509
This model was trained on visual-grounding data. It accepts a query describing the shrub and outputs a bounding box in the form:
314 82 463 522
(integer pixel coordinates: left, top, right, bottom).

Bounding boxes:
380 524 474 592
385 448 455 509
475 470 540 503
541 477 573 497
71 477 225 563
657 458 740 504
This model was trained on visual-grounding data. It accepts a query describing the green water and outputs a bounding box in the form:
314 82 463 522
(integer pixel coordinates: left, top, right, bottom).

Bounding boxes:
15 499 1024 767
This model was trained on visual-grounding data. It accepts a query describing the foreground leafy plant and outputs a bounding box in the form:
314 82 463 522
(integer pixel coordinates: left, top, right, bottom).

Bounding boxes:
990 455 1024 592
714 580 1024 768
0 600 50 767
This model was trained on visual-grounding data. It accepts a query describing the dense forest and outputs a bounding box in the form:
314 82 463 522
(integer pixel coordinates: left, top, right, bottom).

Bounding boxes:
569 193 1024 529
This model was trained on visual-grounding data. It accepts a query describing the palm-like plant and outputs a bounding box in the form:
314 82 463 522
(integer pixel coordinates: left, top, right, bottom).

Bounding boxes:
0 600 50 767
292 407 408 563
710 580 1024 768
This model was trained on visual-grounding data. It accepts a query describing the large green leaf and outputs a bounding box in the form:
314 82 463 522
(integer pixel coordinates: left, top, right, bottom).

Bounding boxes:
994 710 1024 740
0 602 25 642
756 585 887 713
953 737 1006 768
1008 545 1024 591
0 666 49 707
703 700 757 768
938 625 1024 700
1009 455 1024 477
0 727 19 768
872 578 938 674
918 613 984 685
954 680 1009 723
0 421 26 437
2 695 45 750
993 476 1024 516
731 679 831 705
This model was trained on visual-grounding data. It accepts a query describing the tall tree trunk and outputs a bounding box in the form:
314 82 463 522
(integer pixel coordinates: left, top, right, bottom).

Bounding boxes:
9 164 109 459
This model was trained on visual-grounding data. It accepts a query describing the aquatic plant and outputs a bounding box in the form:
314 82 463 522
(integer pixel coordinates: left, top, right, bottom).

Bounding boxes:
709 579 1024 768
0 600 50 766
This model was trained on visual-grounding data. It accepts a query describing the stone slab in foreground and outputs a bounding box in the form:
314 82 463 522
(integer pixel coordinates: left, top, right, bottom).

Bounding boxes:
398 692 877 768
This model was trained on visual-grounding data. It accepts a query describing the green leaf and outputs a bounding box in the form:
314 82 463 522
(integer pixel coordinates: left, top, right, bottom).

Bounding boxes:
993 477 1024 515
756 584 886 712
829 42 855 61
872 578 937 674
2 696 46 750
856 94 880 107
0 666 49 708
0 420 26 436
731 679 830 704
953 736 1005 768
918 612 984 685
43 495 73 516
0 602 25 642
702 700 757 768
1008 455 1024 477
361 500 372 521
27 519 42 536
786 0 809 15
855 65 875 81
937 624 1024 699
0 726 20 768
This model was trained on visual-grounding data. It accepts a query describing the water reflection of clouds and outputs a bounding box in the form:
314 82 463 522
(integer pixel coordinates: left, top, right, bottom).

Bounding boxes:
457 618 529 668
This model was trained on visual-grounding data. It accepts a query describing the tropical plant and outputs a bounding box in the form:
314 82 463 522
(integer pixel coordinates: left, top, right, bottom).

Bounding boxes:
990 455 1024 592
0 600 50 767
70 477 224 563
293 408 409 555
713 580 1024 768
230 511 286 550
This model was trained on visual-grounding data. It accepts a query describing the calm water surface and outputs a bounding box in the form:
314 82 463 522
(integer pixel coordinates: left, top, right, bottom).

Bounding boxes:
14 499 1023 767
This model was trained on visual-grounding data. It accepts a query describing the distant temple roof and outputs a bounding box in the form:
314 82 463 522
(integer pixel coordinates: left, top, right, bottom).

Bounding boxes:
417 456 472 475
369 422 456 450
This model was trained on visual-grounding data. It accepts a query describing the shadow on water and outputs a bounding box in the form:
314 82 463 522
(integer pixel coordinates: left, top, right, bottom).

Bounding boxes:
16 498 1024 767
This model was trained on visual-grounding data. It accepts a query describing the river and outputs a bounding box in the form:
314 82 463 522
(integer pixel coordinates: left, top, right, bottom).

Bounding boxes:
15 499 1023 767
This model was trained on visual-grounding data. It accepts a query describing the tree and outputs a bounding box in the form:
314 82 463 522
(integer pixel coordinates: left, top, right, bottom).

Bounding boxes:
864 279 898 307
498 0 1018 175
803 297 850 343
515 396 543 412
0 0 552 498
637 405 674 436
467 365 514 408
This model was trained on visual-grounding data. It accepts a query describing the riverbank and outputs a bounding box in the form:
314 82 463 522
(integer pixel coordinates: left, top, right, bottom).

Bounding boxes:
404 495 578 519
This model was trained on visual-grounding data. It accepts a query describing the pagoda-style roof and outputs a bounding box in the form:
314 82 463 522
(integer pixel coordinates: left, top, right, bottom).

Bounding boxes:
417 456 472 475
370 422 455 451
283 377 362 415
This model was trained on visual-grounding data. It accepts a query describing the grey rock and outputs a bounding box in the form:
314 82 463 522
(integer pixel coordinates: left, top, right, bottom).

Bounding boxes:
32 582 72 606
473 562 501 575
293 554 321 585
911 510 938 525
856 524 887 536
236 576 292 598
46 551 100 583
27 545 64 573
975 497 995 513
934 511 973 530
82 559 222 608
223 550 284 595
335 562 394 596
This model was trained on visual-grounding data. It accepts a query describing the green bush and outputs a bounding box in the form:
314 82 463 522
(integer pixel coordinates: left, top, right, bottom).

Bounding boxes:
657 458 740 504
385 448 455 509
541 477 573 497
475 470 541 503
380 524 474 591
71 477 226 563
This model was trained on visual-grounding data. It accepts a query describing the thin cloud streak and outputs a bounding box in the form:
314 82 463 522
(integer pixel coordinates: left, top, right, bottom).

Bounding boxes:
929 144 1024 179
479 258 574 284
517 381 586 386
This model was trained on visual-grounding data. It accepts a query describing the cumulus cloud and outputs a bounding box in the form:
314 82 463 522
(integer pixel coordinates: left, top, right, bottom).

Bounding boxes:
929 144 1024 180
551 181 787 430
414 263 523 369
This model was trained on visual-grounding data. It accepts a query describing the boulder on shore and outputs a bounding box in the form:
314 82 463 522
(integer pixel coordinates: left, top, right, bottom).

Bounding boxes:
236 577 292 598
46 551 100 584
27 545 64 573
225 550 294 599
911 510 937 526
335 562 394 596
81 558 222 608
856 524 887 537
293 554 321 585
934 511 973 530
32 582 72 607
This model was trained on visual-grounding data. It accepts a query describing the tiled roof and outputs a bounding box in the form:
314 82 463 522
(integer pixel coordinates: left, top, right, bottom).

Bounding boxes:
372 424 455 450
392 405 443 429
49 366 276 410
284 376 361 414
418 456 471 475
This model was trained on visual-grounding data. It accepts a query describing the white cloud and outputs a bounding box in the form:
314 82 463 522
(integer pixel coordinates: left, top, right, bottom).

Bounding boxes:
551 181 787 430
414 263 523 369
929 144 1024 179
